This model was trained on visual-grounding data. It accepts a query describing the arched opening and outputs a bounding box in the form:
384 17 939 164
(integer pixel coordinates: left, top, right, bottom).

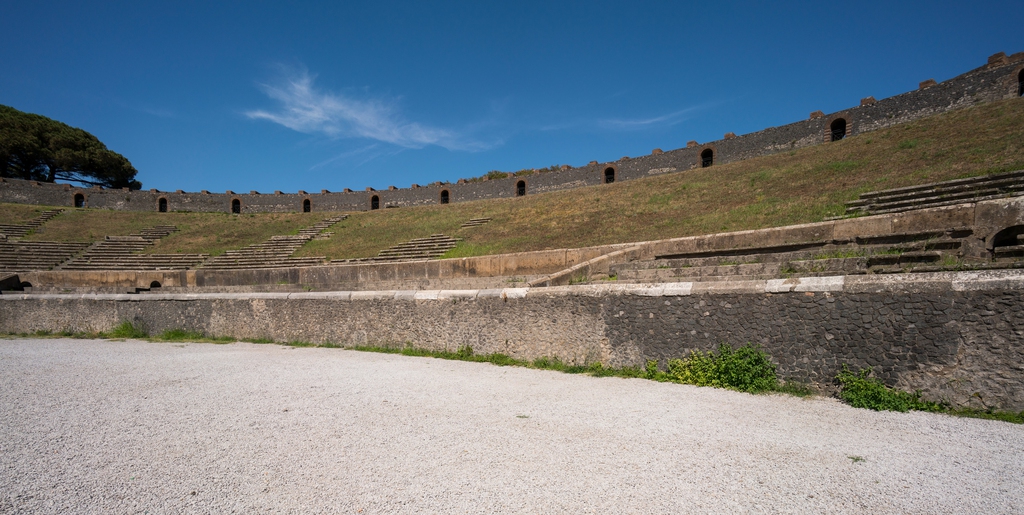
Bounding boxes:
18 281 32 290
149 281 162 289
700 149 714 168
231 198 241 214
1018 69 1024 97
158 197 167 212
303 199 311 212
370 195 380 210
992 225 1024 248
991 224 1024 258
604 167 615 184
516 180 526 197
73 193 85 208
830 118 847 141
440 190 450 204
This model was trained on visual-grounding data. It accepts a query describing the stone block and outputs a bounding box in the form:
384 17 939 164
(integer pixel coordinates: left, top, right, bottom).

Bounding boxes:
891 204 974 234
833 215 892 241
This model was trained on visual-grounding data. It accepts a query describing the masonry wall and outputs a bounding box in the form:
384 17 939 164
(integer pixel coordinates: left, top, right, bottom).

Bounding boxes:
3 53 1023 213
3 271 1022 410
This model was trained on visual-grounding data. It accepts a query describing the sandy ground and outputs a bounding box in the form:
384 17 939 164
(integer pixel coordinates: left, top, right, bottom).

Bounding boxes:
1 338 1022 514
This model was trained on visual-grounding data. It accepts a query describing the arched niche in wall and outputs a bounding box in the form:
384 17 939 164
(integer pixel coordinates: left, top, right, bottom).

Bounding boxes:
231 198 241 214
700 148 714 168
158 197 168 212
830 118 848 142
989 224 1024 252
370 195 380 210
516 180 526 197
603 166 616 184
149 281 162 289
440 190 450 204
303 198 311 212
73 193 86 208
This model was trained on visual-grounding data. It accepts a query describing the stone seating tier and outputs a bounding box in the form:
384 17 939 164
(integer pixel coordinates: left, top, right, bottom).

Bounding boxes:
0 209 64 239
0 241 91 271
841 169 1024 217
608 229 980 284
460 218 492 228
332 234 459 264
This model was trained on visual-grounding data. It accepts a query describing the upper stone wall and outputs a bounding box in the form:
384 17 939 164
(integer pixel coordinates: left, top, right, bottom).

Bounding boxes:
3 52 1023 213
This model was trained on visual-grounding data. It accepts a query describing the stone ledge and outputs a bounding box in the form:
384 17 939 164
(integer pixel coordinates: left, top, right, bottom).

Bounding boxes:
4 270 1024 301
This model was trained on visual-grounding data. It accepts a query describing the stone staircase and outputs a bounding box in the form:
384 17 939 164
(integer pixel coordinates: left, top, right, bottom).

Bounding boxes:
460 217 492 228
298 215 348 240
0 209 64 238
333 234 460 264
0 240 91 272
59 226 209 271
608 228 992 284
839 169 1024 218
197 216 345 270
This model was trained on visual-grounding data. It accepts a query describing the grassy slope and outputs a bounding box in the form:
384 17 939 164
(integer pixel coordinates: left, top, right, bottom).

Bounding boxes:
3 97 1023 259
0 203 58 225
296 97 1024 260
25 211 328 256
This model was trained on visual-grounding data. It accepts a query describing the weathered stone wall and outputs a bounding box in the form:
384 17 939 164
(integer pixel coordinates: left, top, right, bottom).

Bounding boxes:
3 270 1022 410
3 53 1022 213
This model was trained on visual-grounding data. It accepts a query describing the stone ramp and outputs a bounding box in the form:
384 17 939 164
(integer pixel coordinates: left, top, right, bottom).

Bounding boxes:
0 209 64 238
198 216 346 270
59 226 209 271
332 234 460 264
839 169 1024 218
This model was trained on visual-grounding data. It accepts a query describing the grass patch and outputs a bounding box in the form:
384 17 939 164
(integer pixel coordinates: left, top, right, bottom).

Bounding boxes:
104 321 149 339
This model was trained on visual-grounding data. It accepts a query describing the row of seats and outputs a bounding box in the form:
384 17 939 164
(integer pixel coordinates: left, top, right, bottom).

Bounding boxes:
0 209 64 238
333 234 460 264
59 226 209 271
839 169 1024 217
198 217 347 269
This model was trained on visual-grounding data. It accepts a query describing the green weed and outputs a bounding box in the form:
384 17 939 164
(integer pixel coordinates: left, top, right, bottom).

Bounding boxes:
105 321 148 339
664 343 778 393
835 366 943 412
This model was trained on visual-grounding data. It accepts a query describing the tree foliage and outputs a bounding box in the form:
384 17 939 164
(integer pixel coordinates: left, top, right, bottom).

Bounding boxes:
0 104 141 189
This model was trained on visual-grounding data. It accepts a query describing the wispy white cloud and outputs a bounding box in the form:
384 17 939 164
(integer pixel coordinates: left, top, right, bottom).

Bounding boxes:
246 69 494 152
597 106 704 131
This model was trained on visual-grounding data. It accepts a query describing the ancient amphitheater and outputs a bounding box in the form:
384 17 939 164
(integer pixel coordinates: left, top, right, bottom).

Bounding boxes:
2 51 1024 413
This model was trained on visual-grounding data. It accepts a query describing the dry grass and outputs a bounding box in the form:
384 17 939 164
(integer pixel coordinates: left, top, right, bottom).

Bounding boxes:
296 97 1024 259
5 97 1024 259
27 210 330 256
0 204 59 226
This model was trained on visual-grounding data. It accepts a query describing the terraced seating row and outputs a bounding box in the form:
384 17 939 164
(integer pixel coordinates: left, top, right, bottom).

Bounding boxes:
609 228 985 284
839 169 1024 217
59 226 209 271
333 234 459 264
199 235 326 269
298 215 348 240
197 217 345 269
0 209 64 238
460 217 492 228
0 240 91 272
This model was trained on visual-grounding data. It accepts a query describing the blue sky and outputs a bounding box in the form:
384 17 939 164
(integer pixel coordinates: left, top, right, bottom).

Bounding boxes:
2 1 1022 193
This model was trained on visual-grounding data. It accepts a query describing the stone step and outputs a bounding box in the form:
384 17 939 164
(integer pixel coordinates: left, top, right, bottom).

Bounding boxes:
846 187 1024 214
856 169 1024 201
847 175 1024 207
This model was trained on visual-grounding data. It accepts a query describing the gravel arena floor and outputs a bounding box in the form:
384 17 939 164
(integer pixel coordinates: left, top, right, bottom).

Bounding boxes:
1 339 1022 514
